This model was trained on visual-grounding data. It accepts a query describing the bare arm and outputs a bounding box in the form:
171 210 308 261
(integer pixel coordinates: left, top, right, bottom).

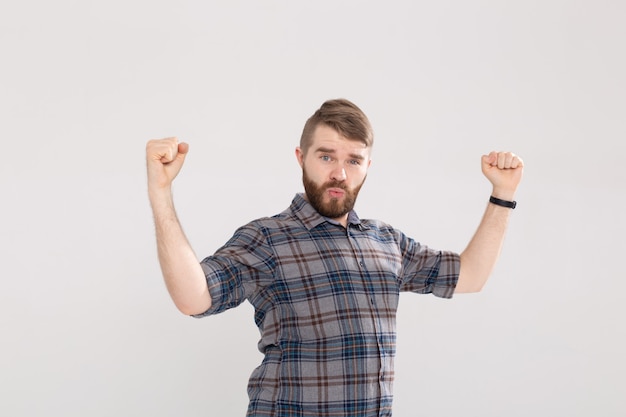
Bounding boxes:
146 138 211 315
456 151 524 293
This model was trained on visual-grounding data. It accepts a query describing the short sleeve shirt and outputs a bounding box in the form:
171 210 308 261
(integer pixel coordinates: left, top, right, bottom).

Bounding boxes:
194 194 460 417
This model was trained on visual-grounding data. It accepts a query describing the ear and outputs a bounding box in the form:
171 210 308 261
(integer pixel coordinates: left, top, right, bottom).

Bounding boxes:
295 147 304 168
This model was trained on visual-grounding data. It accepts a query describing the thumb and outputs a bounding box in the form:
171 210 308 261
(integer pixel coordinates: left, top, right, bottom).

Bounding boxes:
482 152 496 167
171 142 189 166
178 142 189 156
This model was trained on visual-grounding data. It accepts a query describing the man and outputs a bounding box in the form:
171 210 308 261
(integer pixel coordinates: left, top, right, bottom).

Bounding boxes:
146 99 524 416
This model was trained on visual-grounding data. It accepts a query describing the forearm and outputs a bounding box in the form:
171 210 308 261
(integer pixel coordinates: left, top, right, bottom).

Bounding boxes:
456 200 512 293
149 187 211 315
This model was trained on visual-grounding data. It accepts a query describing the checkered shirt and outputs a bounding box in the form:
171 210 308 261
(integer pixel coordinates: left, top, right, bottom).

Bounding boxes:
194 194 460 416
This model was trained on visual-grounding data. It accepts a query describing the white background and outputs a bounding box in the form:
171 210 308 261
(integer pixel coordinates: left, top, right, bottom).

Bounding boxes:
1 1 625 416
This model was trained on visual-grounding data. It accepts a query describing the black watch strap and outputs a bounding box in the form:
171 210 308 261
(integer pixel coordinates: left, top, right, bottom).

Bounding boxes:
489 196 517 209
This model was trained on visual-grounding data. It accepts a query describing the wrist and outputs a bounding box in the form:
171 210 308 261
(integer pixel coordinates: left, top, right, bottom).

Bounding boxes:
490 187 516 201
148 184 174 204
489 195 517 209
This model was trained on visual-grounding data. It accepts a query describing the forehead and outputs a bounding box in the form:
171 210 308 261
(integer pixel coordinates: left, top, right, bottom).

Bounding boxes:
309 124 370 156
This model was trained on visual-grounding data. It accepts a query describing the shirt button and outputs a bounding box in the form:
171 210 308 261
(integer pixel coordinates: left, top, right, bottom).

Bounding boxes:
359 261 364 267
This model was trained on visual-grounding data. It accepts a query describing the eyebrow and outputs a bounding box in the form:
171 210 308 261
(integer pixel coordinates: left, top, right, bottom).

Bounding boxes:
314 147 366 161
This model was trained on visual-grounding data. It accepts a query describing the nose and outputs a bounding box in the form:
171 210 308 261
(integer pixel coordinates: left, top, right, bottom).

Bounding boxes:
330 166 347 182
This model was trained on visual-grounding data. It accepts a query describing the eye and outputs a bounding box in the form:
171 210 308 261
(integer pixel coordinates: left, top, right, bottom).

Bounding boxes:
349 159 361 166
320 155 331 162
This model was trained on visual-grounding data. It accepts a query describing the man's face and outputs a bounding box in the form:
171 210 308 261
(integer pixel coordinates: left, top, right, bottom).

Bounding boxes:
296 124 371 224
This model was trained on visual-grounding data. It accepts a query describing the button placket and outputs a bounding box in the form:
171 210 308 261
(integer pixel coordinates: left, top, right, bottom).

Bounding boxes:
347 224 386 398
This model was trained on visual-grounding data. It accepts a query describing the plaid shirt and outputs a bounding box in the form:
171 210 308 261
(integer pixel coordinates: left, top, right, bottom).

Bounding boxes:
195 194 459 416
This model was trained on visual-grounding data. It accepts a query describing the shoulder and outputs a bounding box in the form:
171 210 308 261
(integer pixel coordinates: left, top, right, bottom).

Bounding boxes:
361 218 395 231
231 211 306 244
359 218 406 242
245 209 302 231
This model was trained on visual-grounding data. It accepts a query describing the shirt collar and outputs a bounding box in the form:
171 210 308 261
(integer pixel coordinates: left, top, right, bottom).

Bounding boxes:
290 193 367 231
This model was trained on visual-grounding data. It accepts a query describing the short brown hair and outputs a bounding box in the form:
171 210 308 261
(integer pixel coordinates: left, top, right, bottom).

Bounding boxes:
299 98 373 153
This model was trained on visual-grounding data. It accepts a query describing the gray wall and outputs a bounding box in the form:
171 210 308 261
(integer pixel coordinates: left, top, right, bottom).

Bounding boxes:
2 1 624 416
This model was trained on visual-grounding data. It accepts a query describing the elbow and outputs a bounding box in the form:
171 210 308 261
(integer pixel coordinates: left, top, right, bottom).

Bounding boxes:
176 303 210 317
166 276 213 316
455 254 491 293
456 259 489 294
173 296 212 317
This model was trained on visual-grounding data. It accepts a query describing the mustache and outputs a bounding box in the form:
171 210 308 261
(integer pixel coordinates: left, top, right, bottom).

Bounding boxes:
322 180 348 190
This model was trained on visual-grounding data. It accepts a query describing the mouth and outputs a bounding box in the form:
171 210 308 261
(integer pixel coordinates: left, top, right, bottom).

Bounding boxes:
327 188 345 199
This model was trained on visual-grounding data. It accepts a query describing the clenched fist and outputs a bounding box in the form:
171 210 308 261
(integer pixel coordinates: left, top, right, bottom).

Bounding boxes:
481 151 524 200
146 137 189 191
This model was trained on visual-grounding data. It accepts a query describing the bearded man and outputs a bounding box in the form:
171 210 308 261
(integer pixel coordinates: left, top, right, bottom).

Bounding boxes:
146 98 524 417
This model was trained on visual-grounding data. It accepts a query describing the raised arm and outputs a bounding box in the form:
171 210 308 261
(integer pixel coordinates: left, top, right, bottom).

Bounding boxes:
455 151 524 293
146 137 211 315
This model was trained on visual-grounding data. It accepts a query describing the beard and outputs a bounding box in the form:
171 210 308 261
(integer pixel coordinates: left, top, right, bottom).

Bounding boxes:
302 167 366 219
